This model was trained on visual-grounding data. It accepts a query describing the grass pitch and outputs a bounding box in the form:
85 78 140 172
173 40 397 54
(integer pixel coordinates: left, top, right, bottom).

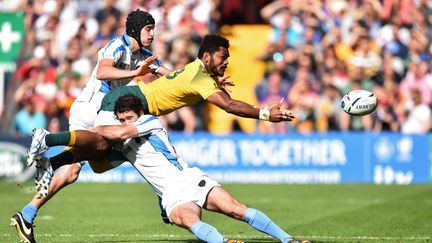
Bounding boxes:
1 182 431 242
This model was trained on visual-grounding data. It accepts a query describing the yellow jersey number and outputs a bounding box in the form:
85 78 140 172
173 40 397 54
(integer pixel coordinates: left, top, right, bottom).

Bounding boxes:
165 68 185 80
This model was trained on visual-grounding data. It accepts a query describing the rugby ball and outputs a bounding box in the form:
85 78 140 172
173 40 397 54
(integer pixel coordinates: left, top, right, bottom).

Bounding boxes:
340 90 377 116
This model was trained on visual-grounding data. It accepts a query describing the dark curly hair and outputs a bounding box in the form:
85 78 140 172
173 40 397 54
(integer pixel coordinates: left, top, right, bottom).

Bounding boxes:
198 34 230 59
126 9 155 47
114 94 145 118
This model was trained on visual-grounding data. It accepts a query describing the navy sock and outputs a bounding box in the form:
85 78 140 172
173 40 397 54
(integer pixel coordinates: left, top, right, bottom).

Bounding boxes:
191 220 224 243
50 150 74 171
243 208 292 242
21 203 38 224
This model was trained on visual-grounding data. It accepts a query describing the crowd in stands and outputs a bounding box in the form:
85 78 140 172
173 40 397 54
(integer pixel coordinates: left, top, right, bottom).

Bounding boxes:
3 0 432 136
255 0 432 134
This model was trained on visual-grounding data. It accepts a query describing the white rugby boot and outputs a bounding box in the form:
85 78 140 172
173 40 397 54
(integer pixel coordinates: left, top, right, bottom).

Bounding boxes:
34 156 53 198
27 128 50 166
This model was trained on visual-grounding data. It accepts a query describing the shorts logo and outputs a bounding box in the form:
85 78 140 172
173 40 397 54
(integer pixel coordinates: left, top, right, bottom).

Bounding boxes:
198 180 206 187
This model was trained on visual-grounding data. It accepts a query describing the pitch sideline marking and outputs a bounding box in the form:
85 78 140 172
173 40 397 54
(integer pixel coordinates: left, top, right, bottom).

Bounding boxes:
3 233 431 241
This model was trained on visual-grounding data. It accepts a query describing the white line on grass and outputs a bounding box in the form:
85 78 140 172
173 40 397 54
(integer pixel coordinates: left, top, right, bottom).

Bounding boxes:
3 233 431 241
303 235 431 241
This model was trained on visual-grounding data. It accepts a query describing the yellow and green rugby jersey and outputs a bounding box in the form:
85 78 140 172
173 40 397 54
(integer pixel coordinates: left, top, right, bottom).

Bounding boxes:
138 59 221 116
99 59 221 114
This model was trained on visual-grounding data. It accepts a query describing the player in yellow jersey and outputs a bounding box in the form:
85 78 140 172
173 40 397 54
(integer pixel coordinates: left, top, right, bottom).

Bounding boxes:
27 34 296 196
95 34 294 125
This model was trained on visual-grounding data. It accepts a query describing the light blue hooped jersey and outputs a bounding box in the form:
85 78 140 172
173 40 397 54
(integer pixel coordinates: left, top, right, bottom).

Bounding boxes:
76 34 162 102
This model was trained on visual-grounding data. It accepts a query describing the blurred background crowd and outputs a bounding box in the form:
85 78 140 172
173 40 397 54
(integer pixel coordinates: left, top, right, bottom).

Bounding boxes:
0 0 431 136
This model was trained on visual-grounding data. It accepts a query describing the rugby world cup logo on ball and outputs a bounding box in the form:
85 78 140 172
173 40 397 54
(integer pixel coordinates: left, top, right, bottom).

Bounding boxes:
341 90 377 116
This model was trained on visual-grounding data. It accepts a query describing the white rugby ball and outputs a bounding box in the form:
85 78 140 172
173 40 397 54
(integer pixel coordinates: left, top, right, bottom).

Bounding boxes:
340 90 377 116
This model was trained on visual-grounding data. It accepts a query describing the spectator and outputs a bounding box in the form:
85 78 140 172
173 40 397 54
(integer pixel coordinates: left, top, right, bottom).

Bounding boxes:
255 70 289 134
399 56 432 106
288 67 319 133
255 70 290 104
95 0 122 24
315 84 342 132
372 86 399 132
260 1 304 47
14 97 47 137
400 88 432 134
347 35 381 81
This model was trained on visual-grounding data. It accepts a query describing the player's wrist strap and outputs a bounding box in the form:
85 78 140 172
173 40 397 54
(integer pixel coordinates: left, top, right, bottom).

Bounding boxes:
259 107 270 121
152 67 162 75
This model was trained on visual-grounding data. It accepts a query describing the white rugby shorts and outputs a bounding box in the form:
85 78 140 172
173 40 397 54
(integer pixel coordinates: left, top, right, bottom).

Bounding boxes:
161 167 220 222
69 91 106 130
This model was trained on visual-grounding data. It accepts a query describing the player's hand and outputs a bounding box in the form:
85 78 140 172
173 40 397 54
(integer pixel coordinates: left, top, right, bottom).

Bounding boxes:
268 98 295 122
218 76 235 93
133 55 158 77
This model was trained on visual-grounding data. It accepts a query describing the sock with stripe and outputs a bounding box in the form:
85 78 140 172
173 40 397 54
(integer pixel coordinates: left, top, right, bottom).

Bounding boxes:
21 203 38 224
243 208 292 242
191 220 224 243
50 149 75 171
45 131 76 147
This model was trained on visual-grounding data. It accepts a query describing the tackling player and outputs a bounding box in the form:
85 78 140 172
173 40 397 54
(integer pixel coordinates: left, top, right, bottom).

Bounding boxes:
100 94 309 243
33 94 310 243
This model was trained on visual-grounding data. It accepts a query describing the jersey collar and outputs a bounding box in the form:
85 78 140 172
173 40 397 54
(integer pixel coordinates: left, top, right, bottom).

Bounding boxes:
140 47 153 56
196 58 205 68
122 34 131 46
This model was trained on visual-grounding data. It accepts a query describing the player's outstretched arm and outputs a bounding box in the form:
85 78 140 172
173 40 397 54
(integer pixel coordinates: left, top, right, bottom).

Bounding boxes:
94 115 164 141
94 125 139 141
206 91 295 122
96 55 158 80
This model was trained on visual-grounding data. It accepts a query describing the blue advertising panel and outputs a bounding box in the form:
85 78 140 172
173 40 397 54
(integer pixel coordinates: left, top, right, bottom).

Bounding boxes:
168 132 365 183
43 146 146 183
1 132 429 184
368 133 430 184
76 132 430 184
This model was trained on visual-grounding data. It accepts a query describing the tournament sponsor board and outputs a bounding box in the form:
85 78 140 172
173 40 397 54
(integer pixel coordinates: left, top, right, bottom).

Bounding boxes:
77 132 430 184
0 137 35 182
0 132 429 184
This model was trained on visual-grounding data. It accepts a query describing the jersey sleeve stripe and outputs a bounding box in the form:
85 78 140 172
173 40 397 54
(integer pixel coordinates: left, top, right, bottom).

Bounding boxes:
99 81 111 93
135 115 158 126
111 45 126 61
102 37 125 62
147 134 183 171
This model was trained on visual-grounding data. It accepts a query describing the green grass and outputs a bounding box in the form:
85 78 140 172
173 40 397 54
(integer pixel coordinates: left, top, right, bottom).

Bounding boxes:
1 182 432 242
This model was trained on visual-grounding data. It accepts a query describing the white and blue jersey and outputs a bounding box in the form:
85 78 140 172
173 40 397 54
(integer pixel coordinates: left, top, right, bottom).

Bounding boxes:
122 114 190 197
76 34 162 102
69 35 161 130
122 114 219 220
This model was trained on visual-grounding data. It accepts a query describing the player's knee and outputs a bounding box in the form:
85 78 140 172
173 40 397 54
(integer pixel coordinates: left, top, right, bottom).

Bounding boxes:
226 200 247 220
90 164 105 174
169 209 184 228
170 208 200 229
89 161 113 174
94 136 110 151
234 202 248 219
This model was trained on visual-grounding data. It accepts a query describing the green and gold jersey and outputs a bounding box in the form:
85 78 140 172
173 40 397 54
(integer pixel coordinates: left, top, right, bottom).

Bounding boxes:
100 59 222 115
138 59 221 116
